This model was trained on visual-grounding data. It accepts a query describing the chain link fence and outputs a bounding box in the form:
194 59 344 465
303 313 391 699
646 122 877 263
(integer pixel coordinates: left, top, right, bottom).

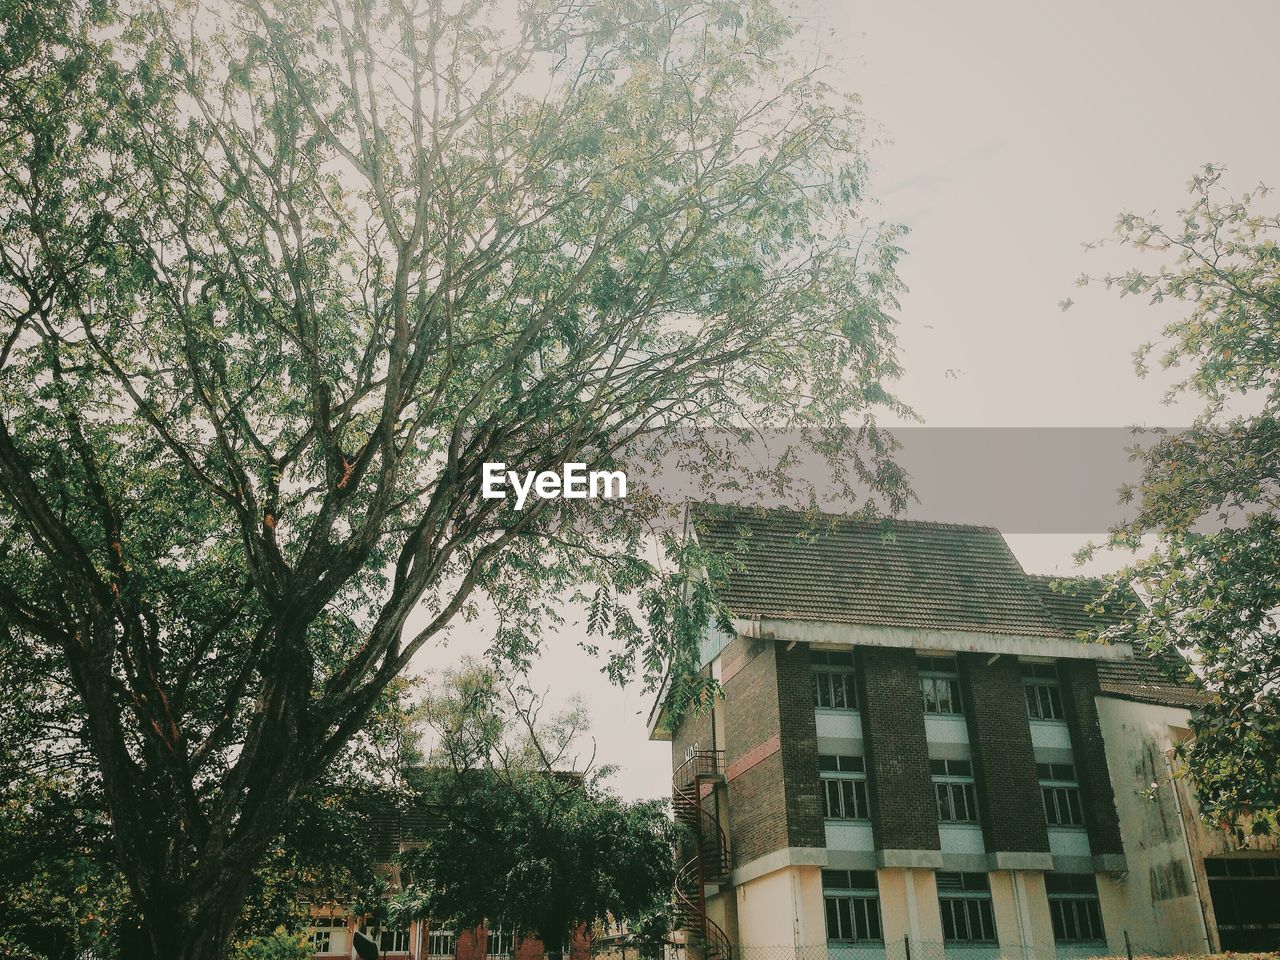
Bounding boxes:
631 942 1280 960
732 944 1122 960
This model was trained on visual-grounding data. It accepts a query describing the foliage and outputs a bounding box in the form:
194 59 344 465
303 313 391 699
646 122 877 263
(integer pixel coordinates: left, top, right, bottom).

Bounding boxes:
231 928 314 960
0 611 410 957
0 0 906 953
1074 164 1280 835
390 661 677 949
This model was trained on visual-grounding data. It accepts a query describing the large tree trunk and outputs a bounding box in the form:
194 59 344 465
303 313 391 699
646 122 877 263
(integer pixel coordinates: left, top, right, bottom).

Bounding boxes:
134 878 255 960
70 639 304 960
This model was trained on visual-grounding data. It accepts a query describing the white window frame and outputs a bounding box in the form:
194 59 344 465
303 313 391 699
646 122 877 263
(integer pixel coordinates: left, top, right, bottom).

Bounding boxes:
1023 661 1065 720
487 928 515 958
931 758 979 823
919 655 963 715
819 755 870 821
1038 762 1085 828
427 930 457 958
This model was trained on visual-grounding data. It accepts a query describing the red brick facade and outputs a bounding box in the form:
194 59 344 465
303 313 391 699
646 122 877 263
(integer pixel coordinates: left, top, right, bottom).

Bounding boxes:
959 652 1052 855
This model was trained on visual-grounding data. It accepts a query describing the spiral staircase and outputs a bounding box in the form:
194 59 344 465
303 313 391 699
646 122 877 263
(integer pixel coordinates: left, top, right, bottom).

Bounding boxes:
672 750 732 960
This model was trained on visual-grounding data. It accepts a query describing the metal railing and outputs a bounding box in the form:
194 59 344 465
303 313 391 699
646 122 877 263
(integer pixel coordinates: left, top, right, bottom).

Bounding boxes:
672 751 732 960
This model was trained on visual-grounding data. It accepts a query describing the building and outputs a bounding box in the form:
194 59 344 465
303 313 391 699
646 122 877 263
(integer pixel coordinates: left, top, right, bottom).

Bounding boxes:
651 505 1279 960
301 801 594 960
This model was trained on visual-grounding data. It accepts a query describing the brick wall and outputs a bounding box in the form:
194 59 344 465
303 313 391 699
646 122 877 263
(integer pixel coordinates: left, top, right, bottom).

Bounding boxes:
719 634 825 864
959 653 1051 853
775 641 825 849
1058 659 1125 856
722 633 785 864
857 646 940 852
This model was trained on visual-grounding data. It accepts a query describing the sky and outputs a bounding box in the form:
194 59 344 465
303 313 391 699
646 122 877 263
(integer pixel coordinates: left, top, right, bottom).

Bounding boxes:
411 0 1280 801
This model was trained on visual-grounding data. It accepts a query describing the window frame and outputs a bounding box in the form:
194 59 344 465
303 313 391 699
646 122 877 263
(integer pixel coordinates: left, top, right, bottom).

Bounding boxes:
813 650 859 711
1038 762 1086 828
427 930 457 959
930 758 979 824
360 922 411 955
1046 874 1106 944
918 655 963 715
936 872 998 944
818 754 870 821
486 928 515 958
822 870 883 944
310 929 334 954
1022 661 1066 721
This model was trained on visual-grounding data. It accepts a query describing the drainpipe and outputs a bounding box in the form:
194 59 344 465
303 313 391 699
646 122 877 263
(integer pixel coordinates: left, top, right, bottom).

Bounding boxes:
1162 750 1213 953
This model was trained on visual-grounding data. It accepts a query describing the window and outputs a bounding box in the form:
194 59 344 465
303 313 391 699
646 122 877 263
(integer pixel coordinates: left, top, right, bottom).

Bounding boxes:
1046 874 1106 943
1038 762 1085 827
937 872 997 943
919 654 962 714
813 650 858 710
361 923 411 954
823 870 883 943
310 930 333 953
487 929 515 958
428 930 457 958
309 917 345 955
819 754 870 820
1023 661 1065 720
931 758 978 823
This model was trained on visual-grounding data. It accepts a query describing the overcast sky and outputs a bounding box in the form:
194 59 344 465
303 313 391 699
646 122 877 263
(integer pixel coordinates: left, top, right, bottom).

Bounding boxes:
411 0 1280 801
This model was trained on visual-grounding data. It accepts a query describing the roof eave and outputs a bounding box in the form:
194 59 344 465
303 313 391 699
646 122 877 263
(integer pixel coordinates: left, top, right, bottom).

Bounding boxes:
732 616 1135 661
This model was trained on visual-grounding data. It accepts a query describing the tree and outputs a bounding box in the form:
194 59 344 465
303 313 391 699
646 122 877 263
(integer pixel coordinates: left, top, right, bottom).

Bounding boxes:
0 617 414 958
390 661 677 951
0 0 906 955
1075 164 1280 836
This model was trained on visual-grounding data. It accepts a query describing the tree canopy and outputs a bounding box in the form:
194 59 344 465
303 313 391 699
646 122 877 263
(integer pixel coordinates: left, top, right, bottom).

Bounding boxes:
1076 164 1280 836
389 661 676 950
0 0 906 955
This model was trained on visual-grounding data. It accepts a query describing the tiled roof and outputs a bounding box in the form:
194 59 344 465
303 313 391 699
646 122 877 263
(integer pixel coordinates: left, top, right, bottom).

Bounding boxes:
1027 575 1206 709
690 503 1204 709
691 504 1064 637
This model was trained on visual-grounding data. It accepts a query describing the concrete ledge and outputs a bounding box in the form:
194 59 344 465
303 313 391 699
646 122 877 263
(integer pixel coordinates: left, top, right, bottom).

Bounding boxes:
877 848 944 869
738 619 1133 661
1052 854 1094 874
989 850 1055 871
939 852 989 873
731 846 829 886
826 848 878 871
1093 853 1128 874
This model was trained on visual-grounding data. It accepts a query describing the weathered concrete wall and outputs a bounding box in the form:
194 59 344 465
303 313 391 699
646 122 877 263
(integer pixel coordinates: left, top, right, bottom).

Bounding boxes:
1094 696 1210 955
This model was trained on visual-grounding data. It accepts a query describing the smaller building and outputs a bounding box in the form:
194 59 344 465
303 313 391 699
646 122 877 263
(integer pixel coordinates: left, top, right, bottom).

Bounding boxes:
302 915 588 960
301 802 593 960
